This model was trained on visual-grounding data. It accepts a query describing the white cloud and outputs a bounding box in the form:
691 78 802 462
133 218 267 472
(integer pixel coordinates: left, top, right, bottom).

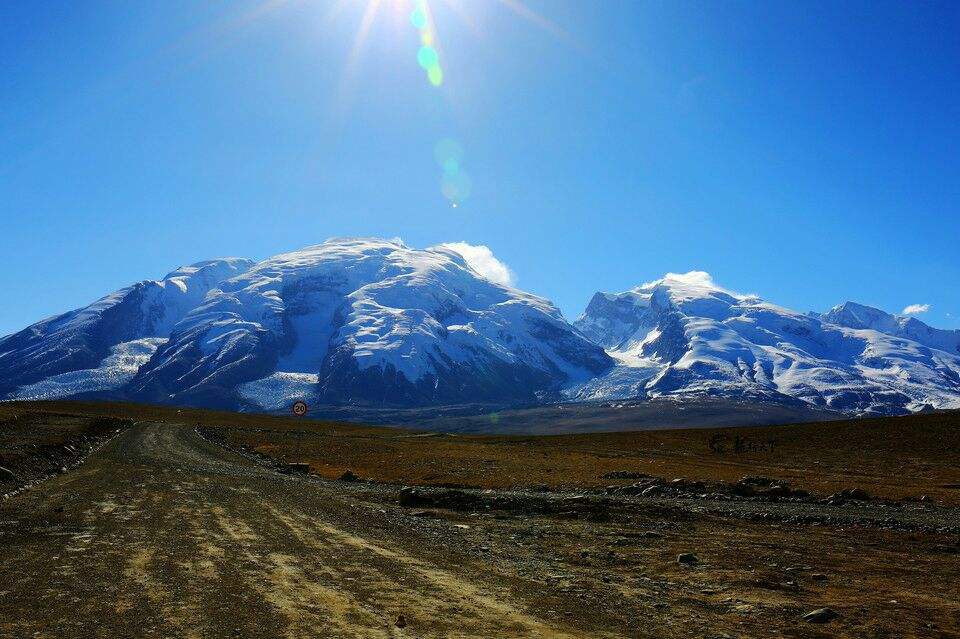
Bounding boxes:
663 271 716 287
642 271 755 299
439 242 516 287
902 303 931 315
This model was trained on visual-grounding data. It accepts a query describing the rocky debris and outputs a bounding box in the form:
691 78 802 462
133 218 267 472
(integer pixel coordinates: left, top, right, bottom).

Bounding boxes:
801 607 839 623
811 573 829 581
608 476 704 496
607 473 816 502
602 471 652 480
739 475 776 487
677 552 699 565
279 462 310 474
0 417 129 494
828 488 871 501
671 478 707 492
399 487 435 508
338 469 360 482
731 477 808 499
762 484 793 498
398 487 482 511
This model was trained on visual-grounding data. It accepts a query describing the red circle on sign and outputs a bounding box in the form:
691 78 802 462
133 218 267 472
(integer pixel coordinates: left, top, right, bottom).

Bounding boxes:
292 400 308 416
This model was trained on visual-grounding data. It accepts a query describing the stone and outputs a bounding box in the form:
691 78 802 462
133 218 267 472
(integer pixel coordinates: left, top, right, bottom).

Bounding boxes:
395 614 407 628
399 487 432 508
0 466 15 482
279 462 310 474
764 484 793 498
801 608 839 623
677 553 699 565
338 470 360 482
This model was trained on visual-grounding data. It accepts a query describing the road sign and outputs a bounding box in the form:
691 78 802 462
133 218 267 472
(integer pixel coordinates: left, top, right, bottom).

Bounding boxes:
292 400 308 417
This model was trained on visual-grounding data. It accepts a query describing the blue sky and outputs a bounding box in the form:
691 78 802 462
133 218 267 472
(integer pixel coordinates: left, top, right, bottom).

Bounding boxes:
1 0 958 336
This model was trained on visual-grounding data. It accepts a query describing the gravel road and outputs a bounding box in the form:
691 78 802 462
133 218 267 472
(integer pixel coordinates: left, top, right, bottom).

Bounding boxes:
0 422 603 638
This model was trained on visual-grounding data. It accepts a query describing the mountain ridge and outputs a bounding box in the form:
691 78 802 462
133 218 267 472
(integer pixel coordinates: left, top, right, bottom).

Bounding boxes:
2 239 958 422
571 274 960 415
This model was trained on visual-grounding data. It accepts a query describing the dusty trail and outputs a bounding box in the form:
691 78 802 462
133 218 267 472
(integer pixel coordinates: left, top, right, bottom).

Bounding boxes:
0 423 593 638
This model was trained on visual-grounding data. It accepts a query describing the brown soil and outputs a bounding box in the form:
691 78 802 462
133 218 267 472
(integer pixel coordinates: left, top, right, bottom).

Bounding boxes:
1 401 958 638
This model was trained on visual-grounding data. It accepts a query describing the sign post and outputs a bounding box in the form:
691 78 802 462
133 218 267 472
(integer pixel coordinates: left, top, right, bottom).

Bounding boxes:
291 400 308 461
292 400 307 417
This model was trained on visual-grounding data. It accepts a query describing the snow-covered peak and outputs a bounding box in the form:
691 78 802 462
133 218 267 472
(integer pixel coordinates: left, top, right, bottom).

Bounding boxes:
822 301 900 332
823 301 960 355
575 272 763 350
123 238 610 409
639 271 750 300
162 257 254 283
574 274 960 415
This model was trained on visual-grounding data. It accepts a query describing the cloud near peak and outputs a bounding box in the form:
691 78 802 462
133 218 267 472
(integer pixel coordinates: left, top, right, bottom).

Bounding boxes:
662 271 716 287
642 270 756 299
902 303 931 315
439 242 516 287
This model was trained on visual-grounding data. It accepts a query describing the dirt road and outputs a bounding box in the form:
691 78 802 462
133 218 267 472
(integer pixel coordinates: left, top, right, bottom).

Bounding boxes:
0 422 600 638
2 421 958 638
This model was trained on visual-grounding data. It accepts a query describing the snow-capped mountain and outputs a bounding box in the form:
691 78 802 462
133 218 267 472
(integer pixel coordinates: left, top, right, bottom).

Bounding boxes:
1 239 611 410
2 242 957 419
0 258 254 401
571 273 960 415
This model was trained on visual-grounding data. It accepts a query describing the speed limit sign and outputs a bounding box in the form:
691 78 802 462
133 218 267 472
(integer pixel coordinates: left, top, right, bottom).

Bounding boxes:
292 400 308 417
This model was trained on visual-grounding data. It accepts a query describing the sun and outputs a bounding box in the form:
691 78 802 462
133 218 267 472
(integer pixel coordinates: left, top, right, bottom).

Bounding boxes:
332 0 570 90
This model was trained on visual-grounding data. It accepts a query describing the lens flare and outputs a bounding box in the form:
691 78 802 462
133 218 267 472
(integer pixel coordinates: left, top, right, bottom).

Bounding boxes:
434 138 464 167
441 171 472 204
416 45 438 69
409 0 443 87
435 138 470 205
410 6 427 30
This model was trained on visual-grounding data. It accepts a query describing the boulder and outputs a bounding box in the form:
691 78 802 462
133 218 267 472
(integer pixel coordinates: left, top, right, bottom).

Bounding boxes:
279 462 310 474
801 608 839 624
398 488 483 510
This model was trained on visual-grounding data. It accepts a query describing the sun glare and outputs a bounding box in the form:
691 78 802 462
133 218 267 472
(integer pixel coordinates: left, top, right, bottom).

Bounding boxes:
202 0 569 208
